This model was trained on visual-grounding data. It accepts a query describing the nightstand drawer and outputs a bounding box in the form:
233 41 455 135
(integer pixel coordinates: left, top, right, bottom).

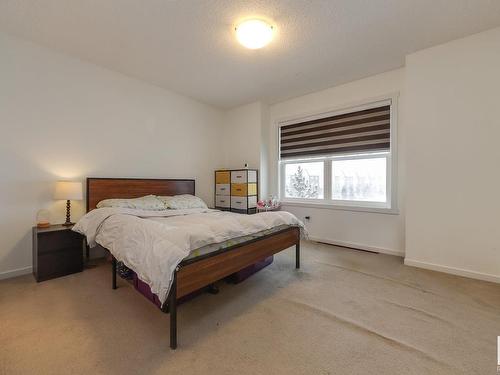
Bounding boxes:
37 248 83 281
215 184 230 195
33 225 84 282
231 183 247 196
215 195 230 208
37 230 82 254
215 171 230 184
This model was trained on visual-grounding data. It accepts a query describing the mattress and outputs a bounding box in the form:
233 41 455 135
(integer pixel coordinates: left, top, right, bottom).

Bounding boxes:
184 224 291 260
116 223 290 269
117 224 289 279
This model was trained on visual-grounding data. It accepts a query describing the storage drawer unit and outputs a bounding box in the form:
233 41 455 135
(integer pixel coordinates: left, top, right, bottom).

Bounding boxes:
215 169 258 214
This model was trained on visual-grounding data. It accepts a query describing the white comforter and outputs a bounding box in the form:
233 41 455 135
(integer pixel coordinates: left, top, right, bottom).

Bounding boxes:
73 208 304 305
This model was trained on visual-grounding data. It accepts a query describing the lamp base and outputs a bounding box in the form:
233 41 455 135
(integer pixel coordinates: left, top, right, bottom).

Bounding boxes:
64 200 73 227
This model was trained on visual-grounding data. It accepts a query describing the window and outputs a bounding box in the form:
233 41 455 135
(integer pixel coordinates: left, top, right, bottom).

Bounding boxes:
284 161 324 199
279 99 396 212
331 155 386 202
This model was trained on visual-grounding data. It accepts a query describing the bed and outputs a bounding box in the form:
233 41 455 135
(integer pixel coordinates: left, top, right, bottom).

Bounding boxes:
82 177 301 349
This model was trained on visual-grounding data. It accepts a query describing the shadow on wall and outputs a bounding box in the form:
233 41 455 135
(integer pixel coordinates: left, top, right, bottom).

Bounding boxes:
0 231 32 274
0 151 89 275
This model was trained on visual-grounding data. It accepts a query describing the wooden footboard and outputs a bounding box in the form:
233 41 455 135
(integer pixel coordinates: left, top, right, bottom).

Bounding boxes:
111 226 300 349
176 227 300 298
165 226 300 349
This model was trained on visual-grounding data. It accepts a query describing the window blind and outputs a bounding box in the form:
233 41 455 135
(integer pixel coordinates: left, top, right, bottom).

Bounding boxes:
280 104 391 159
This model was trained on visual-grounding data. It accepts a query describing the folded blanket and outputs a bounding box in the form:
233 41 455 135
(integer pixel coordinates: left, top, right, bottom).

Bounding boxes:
73 208 305 305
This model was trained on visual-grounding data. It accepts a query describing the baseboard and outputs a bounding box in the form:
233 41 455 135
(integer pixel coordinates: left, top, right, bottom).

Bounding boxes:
0 266 32 281
404 258 500 284
308 236 405 257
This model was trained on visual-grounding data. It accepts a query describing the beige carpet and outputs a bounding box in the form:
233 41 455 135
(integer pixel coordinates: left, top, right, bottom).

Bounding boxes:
1 241 499 375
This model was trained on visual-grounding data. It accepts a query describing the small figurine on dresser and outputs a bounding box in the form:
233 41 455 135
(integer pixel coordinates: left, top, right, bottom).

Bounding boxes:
257 195 281 212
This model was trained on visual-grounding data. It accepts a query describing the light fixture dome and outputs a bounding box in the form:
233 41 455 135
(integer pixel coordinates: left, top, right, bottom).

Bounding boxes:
235 19 274 49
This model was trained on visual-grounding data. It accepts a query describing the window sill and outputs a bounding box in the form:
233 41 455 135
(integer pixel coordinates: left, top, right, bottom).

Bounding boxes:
280 200 400 215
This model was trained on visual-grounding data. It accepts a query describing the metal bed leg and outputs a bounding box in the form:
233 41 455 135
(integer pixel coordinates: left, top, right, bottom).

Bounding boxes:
111 256 117 290
296 241 300 269
169 271 177 350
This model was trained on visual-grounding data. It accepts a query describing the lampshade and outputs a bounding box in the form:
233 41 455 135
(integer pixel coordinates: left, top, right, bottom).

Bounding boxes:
54 181 83 201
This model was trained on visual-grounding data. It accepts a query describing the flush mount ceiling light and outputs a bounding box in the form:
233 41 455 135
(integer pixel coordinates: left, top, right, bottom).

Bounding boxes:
235 19 274 49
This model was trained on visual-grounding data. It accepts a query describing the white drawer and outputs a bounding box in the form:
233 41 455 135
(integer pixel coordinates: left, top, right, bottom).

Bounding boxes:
248 195 257 208
215 195 230 208
215 184 230 195
231 196 248 209
248 170 257 183
231 170 247 183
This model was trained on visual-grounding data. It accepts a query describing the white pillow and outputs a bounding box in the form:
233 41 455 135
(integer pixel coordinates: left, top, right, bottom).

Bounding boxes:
157 194 208 210
96 195 166 210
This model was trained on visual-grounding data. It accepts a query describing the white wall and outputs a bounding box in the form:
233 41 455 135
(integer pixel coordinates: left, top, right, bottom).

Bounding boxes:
0 33 224 278
221 102 262 170
404 27 500 282
267 69 406 256
259 104 270 199
220 101 269 198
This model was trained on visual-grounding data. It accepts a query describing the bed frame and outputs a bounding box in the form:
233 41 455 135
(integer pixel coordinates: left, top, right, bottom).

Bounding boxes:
86 177 300 349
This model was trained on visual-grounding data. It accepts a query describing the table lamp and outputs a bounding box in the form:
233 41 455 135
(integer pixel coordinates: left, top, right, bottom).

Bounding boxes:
54 181 83 226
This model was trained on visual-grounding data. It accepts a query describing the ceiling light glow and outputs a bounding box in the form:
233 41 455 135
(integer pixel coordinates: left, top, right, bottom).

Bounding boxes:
235 19 274 49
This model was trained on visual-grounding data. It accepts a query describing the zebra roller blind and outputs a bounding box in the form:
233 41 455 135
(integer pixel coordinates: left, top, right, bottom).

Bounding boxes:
280 104 391 159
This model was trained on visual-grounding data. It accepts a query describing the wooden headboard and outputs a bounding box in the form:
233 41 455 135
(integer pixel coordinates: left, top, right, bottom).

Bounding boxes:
86 178 195 212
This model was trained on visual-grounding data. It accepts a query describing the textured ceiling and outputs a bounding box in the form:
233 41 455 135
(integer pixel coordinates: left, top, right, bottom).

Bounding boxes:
1 0 500 109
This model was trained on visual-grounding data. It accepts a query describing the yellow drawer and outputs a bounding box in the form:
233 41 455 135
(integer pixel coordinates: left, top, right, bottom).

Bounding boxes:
248 183 257 196
231 183 247 196
215 171 230 184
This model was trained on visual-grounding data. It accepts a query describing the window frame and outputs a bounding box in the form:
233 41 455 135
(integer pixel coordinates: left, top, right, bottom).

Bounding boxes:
277 95 398 214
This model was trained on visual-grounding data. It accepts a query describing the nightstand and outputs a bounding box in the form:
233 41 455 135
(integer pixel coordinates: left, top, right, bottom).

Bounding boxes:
32 225 84 282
